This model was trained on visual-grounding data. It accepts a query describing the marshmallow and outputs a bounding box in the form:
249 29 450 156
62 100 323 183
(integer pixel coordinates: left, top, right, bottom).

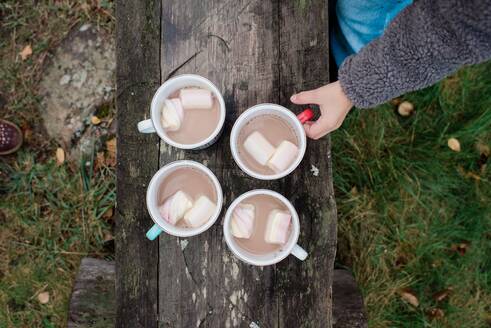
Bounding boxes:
267 140 299 173
264 209 291 244
158 191 193 225
230 204 255 239
179 88 214 110
183 195 216 228
161 99 184 131
243 131 276 166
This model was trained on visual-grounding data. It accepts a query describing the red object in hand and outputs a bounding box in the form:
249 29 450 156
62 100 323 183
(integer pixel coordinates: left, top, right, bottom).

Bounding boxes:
297 108 314 124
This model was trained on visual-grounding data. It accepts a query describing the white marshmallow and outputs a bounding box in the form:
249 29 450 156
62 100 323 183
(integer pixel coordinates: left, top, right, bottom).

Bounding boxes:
183 195 216 228
158 190 193 225
179 88 214 110
230 204 255 239
243 131 276 166
264 209 291 244
161 99 184 131
267 140 299 173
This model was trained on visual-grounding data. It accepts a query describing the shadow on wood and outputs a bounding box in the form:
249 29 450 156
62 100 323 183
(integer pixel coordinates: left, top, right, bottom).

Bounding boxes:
332 269 368 328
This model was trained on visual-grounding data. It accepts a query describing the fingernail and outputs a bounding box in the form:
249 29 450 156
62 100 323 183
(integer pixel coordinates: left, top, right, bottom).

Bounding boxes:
290 95 296 101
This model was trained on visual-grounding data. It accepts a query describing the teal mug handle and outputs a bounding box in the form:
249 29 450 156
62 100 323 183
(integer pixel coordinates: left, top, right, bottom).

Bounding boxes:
146 224 162 240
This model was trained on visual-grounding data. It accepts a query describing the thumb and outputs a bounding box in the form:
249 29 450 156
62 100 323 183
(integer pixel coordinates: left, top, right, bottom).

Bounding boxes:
290 89 319 105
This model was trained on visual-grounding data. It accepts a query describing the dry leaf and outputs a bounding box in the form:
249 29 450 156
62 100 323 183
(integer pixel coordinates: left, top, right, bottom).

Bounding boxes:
106 138 117 167
20 45 33 60
56 147 65 165
427 308 445 319
37 291 50 304
102 207 114 219
398 101 414 117
447 138 461 152
95 151 105 170
390 98 403 106
104 232 114 241
399 288 419 307
91 115 101 125
432 288 453 302
106 138 116 155
476 142 490 157
451 241 470 255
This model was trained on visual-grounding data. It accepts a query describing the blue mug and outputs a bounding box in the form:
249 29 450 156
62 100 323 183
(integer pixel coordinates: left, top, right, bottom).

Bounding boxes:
145 160 223 240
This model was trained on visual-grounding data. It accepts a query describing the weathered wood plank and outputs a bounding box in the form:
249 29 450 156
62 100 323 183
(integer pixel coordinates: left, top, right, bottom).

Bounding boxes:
158 0 336 327
68 258 115 328
159 1 280 327
116 0 161 327
332 270 368 328
277 1 336 327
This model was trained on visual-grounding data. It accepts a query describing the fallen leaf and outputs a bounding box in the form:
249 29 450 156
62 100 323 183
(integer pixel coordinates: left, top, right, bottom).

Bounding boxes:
102 207 114 219
20 45 33 60
398 101 414 117
432 287 453 302
390 98 403 106
451 241 470 256
104 232 113 241
56 148 65 165
427 308 445 319
398 288 419 307
106 138 116 167
95 151 105 170
37 291 49 304
91 115 101 125
476 142 490 157
447 138 461 152
106 138 116 155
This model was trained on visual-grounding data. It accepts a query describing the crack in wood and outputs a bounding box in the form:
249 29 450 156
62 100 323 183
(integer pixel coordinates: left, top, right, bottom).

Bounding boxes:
180 247 200 288
165 51 202 80
207 34 230 51
197 306 214 328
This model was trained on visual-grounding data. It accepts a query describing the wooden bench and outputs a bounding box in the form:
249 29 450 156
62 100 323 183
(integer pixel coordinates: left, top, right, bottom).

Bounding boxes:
116 0 340 326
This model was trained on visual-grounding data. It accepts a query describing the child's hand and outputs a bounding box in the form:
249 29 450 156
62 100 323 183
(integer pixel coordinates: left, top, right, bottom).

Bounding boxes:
290 81 353 139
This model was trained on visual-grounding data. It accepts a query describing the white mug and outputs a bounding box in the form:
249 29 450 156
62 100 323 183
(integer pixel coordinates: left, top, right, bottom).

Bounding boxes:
145 160 223 240
137 74 226 150
223 189 308 266
230 103 313 180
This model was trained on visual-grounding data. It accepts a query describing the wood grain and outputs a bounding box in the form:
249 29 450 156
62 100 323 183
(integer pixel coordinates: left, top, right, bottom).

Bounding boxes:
115 0 161 327
68 258 115 328
157 0 336 327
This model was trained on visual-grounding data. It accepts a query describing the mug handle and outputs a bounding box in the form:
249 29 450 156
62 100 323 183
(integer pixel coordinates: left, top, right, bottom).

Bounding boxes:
297 108 314 124
146 224 162 240
137 119 156 133
291 244 308 260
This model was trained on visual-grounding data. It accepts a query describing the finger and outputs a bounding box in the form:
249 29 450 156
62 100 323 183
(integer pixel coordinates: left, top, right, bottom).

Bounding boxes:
290 89 319 105
304 116 335 140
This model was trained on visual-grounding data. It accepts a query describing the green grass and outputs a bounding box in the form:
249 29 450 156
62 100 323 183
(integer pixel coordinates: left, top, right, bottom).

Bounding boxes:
0 1 115 327
333 62 491 327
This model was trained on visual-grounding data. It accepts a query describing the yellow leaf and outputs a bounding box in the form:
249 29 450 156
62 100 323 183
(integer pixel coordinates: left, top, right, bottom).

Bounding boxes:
398 101 414 117
447 138 461 152
37 291 50 304
20 45 33 60
91 115 101 125
106 138 116 155
399 288 419 307
56 147 65 165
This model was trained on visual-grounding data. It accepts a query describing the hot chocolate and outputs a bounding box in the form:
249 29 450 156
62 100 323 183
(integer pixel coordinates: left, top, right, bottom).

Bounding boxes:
162 87 221 145
158 166 217 228
236 114 299 175
232 194 292 255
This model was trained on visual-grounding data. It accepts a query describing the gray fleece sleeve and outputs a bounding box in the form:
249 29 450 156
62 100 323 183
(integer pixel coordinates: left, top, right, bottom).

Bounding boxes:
338 0 491 109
